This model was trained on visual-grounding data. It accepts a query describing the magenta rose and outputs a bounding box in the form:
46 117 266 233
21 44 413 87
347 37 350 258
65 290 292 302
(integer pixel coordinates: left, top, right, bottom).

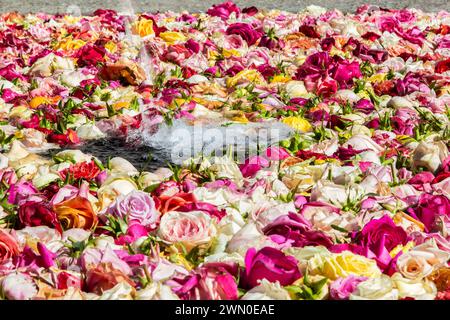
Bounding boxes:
226 23 262 46
355 215 409 253
239 155 269 178
241 247 301 289
407 193 450 232
171 262 239 300
330 275 368 300
108 190 159 228
207 1 240 20
330 60 362 88
263 212 334 248
265 146 290 161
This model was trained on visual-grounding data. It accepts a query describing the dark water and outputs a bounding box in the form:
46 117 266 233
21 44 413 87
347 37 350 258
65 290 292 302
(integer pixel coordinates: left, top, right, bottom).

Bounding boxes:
46 138 170 171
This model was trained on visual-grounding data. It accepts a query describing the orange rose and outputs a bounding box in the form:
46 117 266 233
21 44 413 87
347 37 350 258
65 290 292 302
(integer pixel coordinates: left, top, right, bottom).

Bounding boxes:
0 230 20 264
54 197 98 230
85 263 135 295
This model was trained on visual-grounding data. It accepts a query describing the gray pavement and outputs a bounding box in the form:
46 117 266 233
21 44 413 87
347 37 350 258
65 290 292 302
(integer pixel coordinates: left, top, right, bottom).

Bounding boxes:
0 0 448 15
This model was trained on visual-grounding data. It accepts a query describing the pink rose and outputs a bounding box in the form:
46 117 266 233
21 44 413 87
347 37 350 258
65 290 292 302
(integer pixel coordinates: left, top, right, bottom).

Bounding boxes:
263 212 333 248
108 190 159 228
265 146 290 161
226 23 263 46
330 275 368 300
207 1 240 20
171 262 239 300
407 193 450 232
158 211 217 252
241 247 301 289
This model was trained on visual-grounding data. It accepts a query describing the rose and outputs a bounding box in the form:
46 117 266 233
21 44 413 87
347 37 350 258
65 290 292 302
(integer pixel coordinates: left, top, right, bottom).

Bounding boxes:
96 176 138 211
329 275 368 300
85 263 135 295
115 223 149 246
330 60 362 88
391 273 437 300
355 215 409 255
239 155 269 178
0 272 38 300
262 212 334 248
350 275 398 300
54 196 98 230
8 182 38 204
226 23 262 46
158 211 217 252
107 190 159 228
18 201 62 232
177 202 226 222
241 279 291 300
407 194 450 232
157 192 196 214
412 140 449 173
241 247 302 289
80 246 131 275
170 262 239 300
74 44 105 67
308 251 381 280
206 1 240 20
0 230 20 264
265 146 290 161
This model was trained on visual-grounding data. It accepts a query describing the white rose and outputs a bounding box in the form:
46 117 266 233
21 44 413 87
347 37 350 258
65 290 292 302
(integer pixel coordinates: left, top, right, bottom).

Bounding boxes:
1 273 38 300
412 140 449 172
391 273 437 300
76 123 106 140
350 275 398 300
135 282 180 300
85 282 135 300
29 53 75 77
226 222 274 257
285 80 310 98
109 157 139 175
343 134 383 154
242 279 291 300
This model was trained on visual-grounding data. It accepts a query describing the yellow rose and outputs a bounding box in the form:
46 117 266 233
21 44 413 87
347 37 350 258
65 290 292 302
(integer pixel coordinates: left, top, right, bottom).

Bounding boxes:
368 73 387 83
55 37 86 51
281 116 312 132
104 41 117 54
308 251 381 280
270 74 291 83
133 18 154 37
226 69 264 88
159 31 186 44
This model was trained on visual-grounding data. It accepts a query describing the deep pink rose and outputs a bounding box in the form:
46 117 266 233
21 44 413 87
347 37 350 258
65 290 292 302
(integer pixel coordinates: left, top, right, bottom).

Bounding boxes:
265 146 290 161
207 1 240 20
239 155 269 178
330 60 362 88
171 262 239 300
177 202 227 221
263 212 334 248
226 23 262 46
115 222 149 245
407 193 450 232
241 247 301 289
355 215 409 253
7 182 38 205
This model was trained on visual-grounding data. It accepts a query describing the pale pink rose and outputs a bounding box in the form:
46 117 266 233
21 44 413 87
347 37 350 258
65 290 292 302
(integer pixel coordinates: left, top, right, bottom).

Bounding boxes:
158 211 217 252
1 273 38 300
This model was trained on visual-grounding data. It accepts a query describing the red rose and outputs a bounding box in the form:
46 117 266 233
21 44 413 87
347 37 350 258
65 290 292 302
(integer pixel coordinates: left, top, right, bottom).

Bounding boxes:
436 58 450 73
74 44 106 67
18 201 62 232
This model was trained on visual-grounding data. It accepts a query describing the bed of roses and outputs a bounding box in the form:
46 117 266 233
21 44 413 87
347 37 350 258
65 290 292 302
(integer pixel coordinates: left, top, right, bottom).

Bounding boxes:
0 2 449 300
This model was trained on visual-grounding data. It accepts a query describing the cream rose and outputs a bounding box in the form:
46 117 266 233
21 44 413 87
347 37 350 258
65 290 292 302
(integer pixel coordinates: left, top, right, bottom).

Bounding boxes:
350 275 398 300
158 211 217 252
412 140 449 173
